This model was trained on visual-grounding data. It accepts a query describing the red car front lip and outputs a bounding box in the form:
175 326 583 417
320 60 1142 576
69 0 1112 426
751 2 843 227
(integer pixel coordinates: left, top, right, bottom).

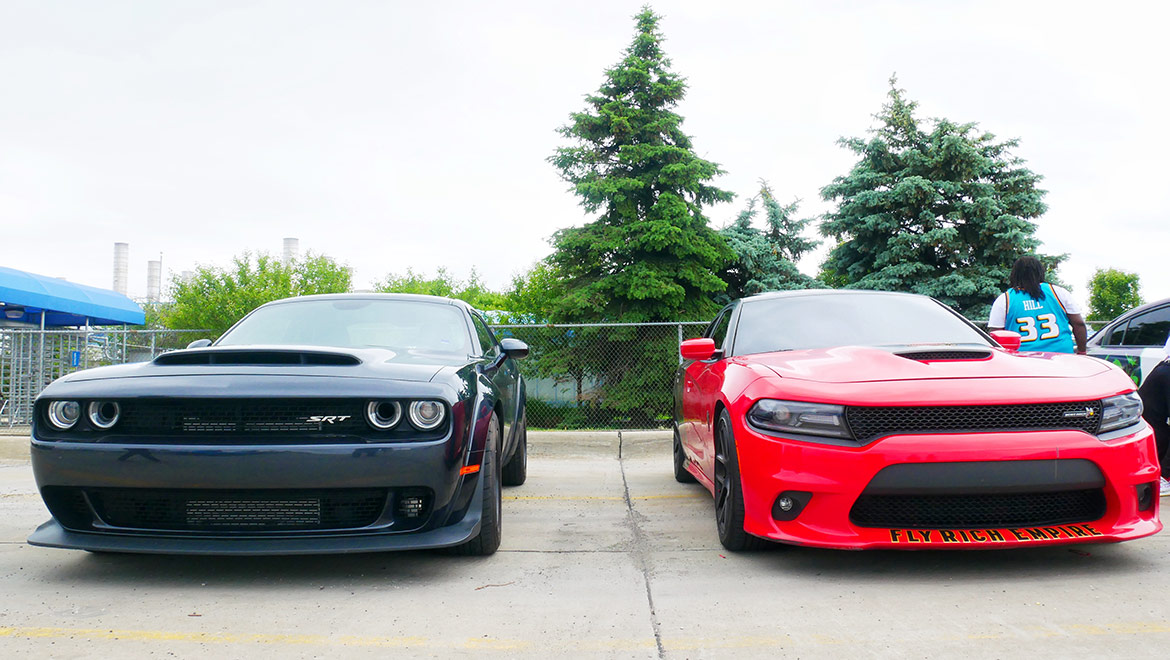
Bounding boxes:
729 422 1162 550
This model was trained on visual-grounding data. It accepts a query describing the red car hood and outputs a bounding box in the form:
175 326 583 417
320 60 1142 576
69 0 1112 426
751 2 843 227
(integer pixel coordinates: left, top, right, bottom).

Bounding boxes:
747 346 1113 384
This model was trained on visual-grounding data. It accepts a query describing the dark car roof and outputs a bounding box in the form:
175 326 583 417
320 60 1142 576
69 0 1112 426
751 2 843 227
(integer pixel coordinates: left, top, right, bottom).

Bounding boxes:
1089 296 1170 342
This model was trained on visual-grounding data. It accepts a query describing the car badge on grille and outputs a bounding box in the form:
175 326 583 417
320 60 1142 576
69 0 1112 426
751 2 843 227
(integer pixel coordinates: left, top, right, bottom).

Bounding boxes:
306 415 352 424
1062 407 1096 419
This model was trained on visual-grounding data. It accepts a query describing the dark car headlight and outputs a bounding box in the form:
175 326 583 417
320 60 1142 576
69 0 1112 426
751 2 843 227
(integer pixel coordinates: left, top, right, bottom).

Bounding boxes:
747 399 851 439
87 401 121 429
366 401 403 430
1099 392 1143 433
46 401 82 430
408 400 446 430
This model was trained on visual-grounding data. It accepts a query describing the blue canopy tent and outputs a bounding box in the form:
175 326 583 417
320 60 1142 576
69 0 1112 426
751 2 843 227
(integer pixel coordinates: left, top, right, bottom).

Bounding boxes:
0 266 145 327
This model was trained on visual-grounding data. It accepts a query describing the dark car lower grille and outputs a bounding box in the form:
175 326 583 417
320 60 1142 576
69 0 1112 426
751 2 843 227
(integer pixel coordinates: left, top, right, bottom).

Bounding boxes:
88 488 389 532
850 489 1107 529
845 401 1103 442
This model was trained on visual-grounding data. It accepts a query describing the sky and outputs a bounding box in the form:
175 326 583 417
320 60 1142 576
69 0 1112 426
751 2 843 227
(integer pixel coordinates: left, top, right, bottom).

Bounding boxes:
2 0 1167 310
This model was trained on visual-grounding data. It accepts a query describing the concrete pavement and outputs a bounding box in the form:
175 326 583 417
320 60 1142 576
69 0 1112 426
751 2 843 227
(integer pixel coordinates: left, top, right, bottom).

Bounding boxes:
1 431 1169 658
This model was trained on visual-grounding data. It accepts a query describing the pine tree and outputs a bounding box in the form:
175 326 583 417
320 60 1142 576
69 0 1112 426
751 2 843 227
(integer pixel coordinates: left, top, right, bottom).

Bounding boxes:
719 181 818 303
548 6 733 322
820 77 1058 319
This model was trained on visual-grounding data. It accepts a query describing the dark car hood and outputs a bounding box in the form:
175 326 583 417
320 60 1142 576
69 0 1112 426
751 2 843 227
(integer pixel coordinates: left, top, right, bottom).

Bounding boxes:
748 345 1113 384
58 345 467 384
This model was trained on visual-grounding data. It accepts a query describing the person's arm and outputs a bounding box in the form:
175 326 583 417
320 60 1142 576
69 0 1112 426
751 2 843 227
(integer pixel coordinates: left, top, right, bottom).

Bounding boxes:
987 293 1007 330
1068 313 1088 354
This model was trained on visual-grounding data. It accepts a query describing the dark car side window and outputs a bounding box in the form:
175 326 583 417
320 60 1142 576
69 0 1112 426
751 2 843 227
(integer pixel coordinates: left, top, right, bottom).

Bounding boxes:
471 314 500 357
1121 306 1170 347
1100 321 1129 347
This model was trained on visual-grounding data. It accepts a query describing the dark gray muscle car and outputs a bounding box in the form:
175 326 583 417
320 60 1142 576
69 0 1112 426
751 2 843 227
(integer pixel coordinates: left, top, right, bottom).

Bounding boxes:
29 294 528 555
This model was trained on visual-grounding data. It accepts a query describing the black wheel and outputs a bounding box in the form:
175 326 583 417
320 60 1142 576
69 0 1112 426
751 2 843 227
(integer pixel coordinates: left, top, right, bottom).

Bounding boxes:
501 408 527 487
673 424 696 483
714 409 769 551
448 413 503 556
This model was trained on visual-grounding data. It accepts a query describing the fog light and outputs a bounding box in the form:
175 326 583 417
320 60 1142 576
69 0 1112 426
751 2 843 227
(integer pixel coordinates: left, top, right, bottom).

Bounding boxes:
771 491 812 521
1136 482 1156 512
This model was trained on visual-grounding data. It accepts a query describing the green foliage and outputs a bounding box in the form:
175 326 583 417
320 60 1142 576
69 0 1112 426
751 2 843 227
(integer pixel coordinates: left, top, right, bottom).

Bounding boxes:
819 76 1059 320
374 267 508 311
718 180 819 303
500 261 566 323
547 6 733 323
160 252 352 335
1087 268 1143 321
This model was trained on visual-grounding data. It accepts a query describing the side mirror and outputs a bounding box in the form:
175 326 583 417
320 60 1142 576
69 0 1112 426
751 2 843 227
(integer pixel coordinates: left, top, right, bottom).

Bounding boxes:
990 330 1022 352
499 338 529 359
186 338 213 349
680 338 717 361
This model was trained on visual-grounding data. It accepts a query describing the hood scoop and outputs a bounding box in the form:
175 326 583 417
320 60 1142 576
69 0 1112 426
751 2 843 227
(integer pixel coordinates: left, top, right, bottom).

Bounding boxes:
154 349 361 366
894 348 993 362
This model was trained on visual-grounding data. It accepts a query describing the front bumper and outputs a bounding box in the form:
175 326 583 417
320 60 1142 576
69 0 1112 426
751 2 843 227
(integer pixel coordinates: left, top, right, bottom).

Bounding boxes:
734 421 1162 550
27 438 483 555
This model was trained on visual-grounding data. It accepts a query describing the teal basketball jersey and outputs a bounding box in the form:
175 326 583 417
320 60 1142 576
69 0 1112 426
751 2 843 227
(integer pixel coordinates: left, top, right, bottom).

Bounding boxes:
1005 283 1075 353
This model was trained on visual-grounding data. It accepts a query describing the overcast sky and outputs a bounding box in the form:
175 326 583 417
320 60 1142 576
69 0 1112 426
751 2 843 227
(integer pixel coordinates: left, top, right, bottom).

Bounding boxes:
2 0 1167 311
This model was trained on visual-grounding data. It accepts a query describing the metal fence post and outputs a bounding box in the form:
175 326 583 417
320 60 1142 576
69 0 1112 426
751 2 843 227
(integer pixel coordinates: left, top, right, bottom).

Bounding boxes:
677 323 683 365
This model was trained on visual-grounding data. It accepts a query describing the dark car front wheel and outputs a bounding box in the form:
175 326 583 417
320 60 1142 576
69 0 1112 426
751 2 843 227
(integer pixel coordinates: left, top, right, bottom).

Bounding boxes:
448 412 503 556
501 408 527 486
714 409 769 552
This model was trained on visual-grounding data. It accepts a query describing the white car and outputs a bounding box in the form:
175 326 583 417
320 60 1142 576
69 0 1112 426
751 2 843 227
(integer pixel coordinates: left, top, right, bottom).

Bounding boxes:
1087 297 1170 386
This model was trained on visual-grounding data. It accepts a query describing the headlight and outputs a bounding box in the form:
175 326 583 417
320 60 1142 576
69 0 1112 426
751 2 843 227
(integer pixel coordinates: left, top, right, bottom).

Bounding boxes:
1099 392 1143 433
47 401 81 430
408 400 446 430
366 401 402 430
87 401 121 429
747 399 851 439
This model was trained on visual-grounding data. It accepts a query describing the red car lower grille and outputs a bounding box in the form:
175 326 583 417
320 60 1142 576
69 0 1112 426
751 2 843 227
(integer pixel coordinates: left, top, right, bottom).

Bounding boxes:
844 401 1103 442
849 489 1107 529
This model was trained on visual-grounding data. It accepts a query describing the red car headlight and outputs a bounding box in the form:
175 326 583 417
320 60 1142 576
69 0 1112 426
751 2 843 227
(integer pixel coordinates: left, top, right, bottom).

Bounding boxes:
747 399 852 439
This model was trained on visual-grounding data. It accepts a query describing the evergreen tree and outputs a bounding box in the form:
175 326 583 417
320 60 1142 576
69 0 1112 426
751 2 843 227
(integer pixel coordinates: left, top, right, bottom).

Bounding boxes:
719 180 819 302
548 6 733 322
820 77 1057 319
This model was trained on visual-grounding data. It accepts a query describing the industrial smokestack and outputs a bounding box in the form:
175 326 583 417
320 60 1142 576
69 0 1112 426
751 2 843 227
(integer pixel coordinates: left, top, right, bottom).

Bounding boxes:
282 237 299 264
146 260 162 302
113 242 129 295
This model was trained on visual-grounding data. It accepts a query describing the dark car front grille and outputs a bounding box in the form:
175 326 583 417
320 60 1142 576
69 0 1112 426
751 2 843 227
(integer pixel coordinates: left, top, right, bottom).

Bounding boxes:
87 488 390 532
850 489 1107 529
117 399 367 435
845 401 1103 442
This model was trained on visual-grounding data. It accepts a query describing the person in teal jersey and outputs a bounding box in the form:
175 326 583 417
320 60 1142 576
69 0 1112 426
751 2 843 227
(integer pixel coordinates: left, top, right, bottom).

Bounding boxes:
988 256 1088 354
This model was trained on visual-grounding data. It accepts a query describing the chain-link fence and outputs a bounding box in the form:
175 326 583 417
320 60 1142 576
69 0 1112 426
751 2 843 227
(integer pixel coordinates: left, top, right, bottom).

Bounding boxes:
490 322 706 430
0 329 207 426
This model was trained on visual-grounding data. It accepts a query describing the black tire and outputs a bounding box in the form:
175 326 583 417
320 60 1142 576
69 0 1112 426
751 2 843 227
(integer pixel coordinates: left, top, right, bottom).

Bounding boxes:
673 424 696 483
447 413 503 556
714 409 769 552
501 408 527 487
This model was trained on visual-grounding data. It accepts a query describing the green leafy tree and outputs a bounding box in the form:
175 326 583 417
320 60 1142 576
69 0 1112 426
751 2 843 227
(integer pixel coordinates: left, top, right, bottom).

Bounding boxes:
375 267 508 311
160 252 352 335
547 6 733 323
718 180 819 303
1087 268 1143 321
819 76 1058 320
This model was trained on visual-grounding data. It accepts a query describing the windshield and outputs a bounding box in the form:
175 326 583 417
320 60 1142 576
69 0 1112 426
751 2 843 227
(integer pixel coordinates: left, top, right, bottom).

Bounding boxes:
733 294 990 355
217 298 473 355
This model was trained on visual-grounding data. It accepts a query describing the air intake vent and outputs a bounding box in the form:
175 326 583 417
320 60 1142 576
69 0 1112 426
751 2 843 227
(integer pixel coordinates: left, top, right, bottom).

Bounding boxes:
154 350 360 366
894 349 993 362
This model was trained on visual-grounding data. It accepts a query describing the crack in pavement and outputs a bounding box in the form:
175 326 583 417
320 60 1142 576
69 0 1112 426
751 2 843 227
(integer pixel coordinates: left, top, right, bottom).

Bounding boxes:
618 430 666 659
